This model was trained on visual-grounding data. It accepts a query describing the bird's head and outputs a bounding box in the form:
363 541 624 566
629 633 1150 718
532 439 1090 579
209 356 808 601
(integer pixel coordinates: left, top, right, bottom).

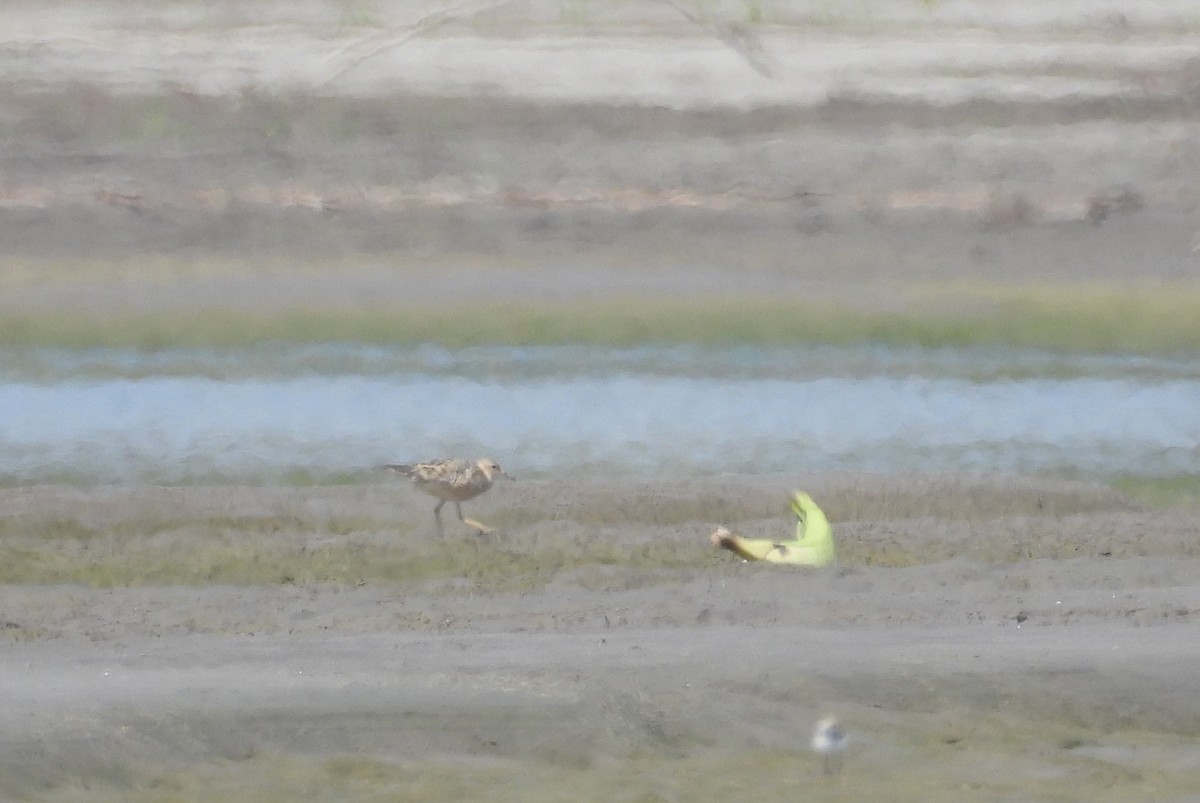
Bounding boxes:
476 458 509 481
811 715 845 750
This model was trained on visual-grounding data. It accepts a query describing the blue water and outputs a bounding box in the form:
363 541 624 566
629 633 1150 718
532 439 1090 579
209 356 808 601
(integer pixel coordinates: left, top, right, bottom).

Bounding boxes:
2 344 1197 484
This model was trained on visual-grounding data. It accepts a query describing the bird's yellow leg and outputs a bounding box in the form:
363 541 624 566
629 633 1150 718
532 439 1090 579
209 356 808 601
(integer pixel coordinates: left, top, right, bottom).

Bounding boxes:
454 502 495 534
462 517 496 535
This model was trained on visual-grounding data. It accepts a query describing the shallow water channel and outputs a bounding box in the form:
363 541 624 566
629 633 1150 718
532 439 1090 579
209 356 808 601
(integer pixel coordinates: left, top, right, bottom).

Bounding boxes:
2 343 1197 485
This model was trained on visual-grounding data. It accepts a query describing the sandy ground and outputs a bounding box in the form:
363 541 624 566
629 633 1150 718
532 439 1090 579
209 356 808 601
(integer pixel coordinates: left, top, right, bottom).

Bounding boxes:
3 2 1200 799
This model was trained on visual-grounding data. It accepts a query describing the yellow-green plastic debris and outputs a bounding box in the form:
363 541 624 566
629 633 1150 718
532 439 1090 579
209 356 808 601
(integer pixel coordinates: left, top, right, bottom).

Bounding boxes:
710 491 836 567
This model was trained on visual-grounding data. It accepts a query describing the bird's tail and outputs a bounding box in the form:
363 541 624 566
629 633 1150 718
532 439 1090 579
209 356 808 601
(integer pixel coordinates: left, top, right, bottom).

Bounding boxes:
383 464 415 476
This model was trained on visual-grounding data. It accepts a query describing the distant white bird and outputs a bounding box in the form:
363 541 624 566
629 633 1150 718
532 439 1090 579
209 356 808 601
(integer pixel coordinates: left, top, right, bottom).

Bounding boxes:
385 457 509 534
811 716 847 775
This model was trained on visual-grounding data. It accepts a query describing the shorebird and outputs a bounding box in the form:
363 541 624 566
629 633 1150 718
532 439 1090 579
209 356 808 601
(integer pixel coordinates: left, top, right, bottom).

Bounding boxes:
710 491 836 567
811 715 847 775
385 457 508 534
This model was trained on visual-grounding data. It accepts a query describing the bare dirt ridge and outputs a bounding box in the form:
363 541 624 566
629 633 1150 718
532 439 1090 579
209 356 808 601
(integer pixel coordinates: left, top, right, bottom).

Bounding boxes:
1 1 1199 285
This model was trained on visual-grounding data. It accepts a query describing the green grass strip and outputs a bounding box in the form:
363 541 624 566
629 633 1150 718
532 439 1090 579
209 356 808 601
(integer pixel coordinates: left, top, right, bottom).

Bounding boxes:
2 282 1199 354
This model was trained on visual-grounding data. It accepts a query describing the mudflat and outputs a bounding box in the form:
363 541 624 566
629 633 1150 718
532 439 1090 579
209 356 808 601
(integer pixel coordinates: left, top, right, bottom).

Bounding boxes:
2 2 1200 800
3 474 1200 800
4 0 1200 315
